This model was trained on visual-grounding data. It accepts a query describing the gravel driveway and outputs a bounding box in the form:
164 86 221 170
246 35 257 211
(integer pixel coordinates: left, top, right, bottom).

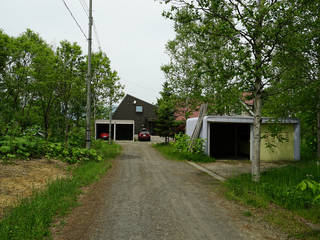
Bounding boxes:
54 142 284 240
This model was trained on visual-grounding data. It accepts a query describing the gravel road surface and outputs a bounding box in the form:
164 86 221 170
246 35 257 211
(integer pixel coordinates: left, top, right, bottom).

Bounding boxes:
54 142 283 240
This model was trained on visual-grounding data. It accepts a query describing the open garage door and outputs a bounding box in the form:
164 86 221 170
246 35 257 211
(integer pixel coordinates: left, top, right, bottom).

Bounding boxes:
116 124 133 140
95 120 134 141
96 123 114 140
210 123 250 159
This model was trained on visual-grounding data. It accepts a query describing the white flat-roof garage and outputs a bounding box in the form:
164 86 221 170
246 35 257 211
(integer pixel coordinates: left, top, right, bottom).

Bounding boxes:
186 116 300 161
95 119 135 141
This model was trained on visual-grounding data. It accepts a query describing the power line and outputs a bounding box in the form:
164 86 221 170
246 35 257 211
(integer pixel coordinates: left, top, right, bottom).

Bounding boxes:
77 0 101 50
93 21 102 50
62 0 87 39
78 0 89 17
80 0 89 12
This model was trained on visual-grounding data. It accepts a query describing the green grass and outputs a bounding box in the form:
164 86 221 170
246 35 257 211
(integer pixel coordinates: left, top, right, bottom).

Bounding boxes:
224 160 320 238
0 141 121 240
153 143 214 163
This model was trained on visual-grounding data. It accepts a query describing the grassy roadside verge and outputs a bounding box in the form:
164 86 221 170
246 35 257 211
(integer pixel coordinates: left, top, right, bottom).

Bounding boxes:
0 140 121 240
224 160 320 239
153 143 214 162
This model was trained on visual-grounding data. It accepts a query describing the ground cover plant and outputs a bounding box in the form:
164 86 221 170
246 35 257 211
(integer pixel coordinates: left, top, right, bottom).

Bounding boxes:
0 140 121 240
0 135 102 164
154 133 214 162
225 160 320 228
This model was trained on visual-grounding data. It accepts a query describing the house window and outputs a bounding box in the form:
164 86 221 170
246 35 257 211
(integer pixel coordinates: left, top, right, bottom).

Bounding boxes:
136 106 143 112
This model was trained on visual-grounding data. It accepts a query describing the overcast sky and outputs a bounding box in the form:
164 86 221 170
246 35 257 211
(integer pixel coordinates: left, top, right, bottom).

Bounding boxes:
0 0 175 104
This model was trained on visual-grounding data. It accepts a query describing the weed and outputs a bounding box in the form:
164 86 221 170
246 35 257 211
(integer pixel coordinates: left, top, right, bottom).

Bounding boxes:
242 211 252 217
0 141 121 240
225 160 320 224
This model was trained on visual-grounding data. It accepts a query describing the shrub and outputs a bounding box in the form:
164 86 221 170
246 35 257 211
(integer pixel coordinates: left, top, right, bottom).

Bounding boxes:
45 142 102 164
171 133 205 154
297 179 320 204
0 134 102 164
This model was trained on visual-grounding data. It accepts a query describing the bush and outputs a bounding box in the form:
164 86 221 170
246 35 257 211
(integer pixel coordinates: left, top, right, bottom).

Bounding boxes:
0 134 102 164
171 133 205 155
68 127 85 148
154 133 213 163
45 142 102 164
0 135 47 160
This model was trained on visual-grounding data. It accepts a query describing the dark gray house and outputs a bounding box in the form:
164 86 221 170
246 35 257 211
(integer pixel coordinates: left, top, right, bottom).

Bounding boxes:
113 94 157 134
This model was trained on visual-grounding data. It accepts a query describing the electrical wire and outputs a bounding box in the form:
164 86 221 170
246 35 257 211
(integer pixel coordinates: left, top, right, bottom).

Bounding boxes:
93 21 102 50
62 0 87 39
78 0 89 16
77 0 102 50
80 0 89 11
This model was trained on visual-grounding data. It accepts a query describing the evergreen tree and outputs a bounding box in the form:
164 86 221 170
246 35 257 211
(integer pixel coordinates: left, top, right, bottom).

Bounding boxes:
155 82 177 143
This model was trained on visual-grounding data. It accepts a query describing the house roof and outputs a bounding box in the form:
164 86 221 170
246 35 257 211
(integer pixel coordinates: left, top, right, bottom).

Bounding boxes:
113 94 156 114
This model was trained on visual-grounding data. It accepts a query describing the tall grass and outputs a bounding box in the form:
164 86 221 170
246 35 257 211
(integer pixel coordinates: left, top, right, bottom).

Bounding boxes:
0 141 121 240
225 160 320 223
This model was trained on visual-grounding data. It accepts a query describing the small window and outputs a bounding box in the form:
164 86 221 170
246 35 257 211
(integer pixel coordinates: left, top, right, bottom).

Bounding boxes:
136 106 143 112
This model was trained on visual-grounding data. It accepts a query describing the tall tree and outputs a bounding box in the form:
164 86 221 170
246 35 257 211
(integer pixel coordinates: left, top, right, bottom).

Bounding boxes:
155 82 177 143
56 40 85 146
162 0 300 181
91 51 124 120
262 0 320 159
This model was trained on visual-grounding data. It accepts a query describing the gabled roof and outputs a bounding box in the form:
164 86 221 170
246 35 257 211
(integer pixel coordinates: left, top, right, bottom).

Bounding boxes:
113 94 155 115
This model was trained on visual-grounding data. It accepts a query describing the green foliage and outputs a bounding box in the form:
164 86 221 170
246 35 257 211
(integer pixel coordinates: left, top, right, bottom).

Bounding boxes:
45 142 102 164
225 161 320 223
171 132 204 155
155 82 179 142
161 0 320 180
0 29 123 147
154 141 213 163
297 179 320 204
0 127 103 164
68 127 85 148
0 141 121 240
0 135 46 160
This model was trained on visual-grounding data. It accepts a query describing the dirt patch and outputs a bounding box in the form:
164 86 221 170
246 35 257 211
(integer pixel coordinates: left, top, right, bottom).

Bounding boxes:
200 160 292 179
0 159 69 218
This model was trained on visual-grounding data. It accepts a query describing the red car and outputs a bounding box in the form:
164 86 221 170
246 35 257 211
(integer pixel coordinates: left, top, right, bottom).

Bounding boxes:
138 129 150 141
100 132 109 140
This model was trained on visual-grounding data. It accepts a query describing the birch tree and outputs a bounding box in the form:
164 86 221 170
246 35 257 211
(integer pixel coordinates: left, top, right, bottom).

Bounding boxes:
161 0 299 181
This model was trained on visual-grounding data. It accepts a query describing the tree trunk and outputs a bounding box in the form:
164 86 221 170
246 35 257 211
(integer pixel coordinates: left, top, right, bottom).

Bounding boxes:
44 114 49 139
252 0 263 182
252 91 262 182
64 103 69 148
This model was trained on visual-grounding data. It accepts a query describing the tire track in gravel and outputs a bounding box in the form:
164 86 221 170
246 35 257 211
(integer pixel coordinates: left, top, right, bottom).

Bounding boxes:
54 142 286 240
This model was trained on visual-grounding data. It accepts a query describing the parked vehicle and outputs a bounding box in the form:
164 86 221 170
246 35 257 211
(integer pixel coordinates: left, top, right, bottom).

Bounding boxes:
100 132 109 140
138 129 150 141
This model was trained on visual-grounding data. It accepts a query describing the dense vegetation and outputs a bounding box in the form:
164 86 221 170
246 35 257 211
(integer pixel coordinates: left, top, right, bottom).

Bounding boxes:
0 141 121 240
0 29 124 238
159 0 320 180
0 29 124 148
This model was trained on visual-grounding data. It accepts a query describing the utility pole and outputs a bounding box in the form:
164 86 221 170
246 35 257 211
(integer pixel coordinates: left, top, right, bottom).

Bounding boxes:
86 0 93 149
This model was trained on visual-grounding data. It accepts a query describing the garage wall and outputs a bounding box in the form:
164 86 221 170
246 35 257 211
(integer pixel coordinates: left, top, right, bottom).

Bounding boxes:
95 120 135 141
186 116 300 161
260 124 295 161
